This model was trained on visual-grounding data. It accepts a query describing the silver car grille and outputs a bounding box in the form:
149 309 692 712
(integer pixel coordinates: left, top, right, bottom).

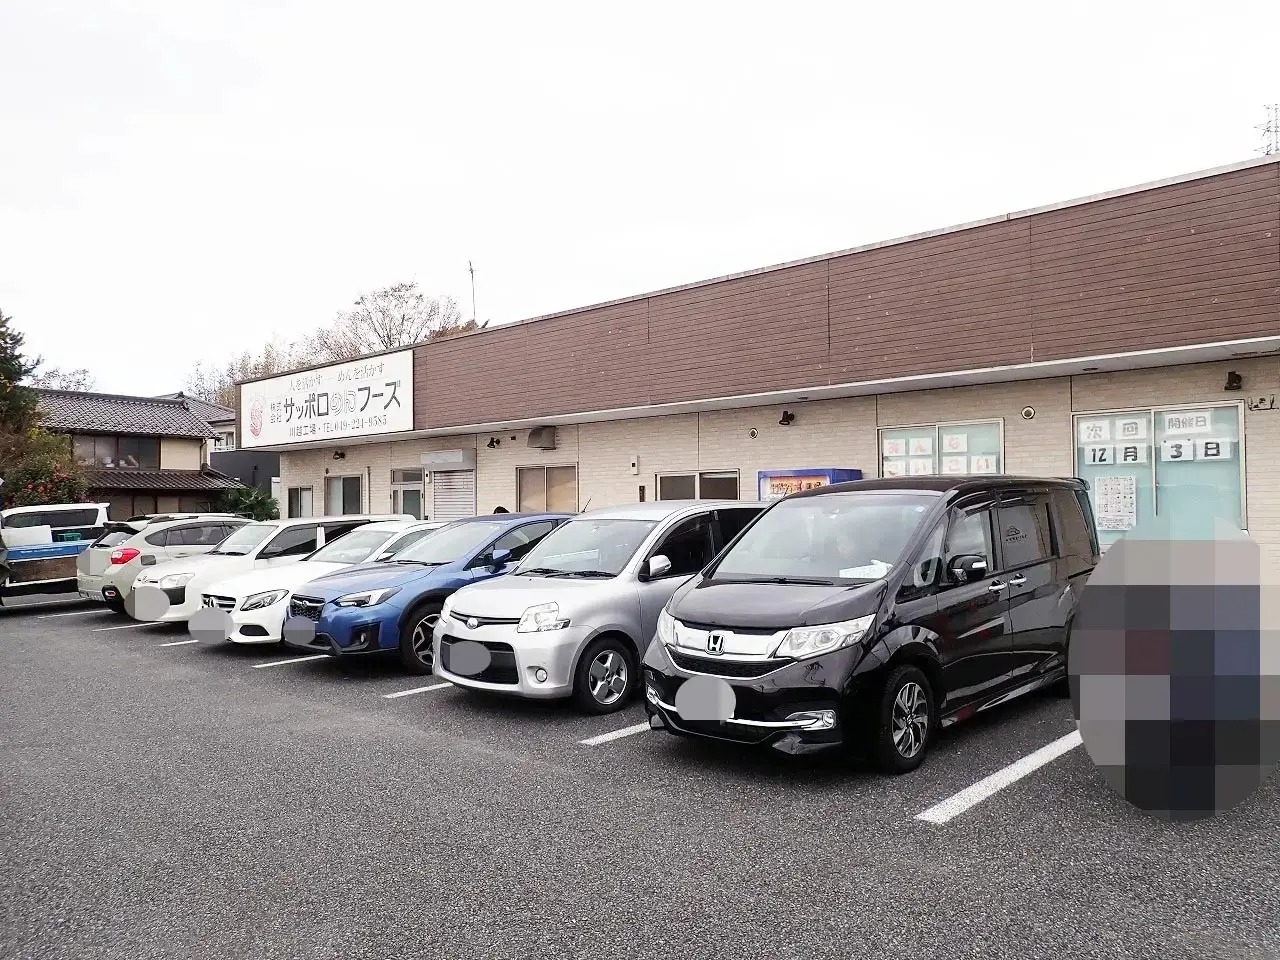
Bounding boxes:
290 596 325 622
203 595 236 611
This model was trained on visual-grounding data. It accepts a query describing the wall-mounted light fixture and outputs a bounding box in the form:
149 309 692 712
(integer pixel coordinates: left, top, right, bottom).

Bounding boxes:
487 437 501 449
778 410 796 426
1225 370 1244 391
332 450 346 461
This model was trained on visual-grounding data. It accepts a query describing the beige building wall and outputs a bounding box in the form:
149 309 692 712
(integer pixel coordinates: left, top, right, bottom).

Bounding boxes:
578 414 699 509
160 438 203 471
476 426 581 512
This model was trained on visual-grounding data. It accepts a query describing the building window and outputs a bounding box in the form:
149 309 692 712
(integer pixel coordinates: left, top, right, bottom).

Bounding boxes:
656 471 741 501
324 475 363 515
287 487 314 518
212 431 235 451
72 434 160 469
391 468 425 519
517 465 578 512
1074 402 1245 549
879 420 1003 478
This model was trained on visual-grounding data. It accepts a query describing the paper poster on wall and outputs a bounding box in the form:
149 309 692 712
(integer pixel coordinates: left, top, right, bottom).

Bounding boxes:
941 456 968 474
1114 417 1147 441
1083 445 1114 465
883 459 907 477
1078 420 1112 443
941 433 968 454
1116 444 1148 464
909 437 934 456
1163 411 1212 434
882 438 907 458
970 455 998 474
1195 438 1234 460
1160 439 1196 462
909 458 933 475
1095 475 1137 531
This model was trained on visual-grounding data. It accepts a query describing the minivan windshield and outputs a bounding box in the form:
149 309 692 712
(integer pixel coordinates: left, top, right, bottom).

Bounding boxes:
515 518 658 578
709 492 938 584
391 521 504 565
209 523 275 556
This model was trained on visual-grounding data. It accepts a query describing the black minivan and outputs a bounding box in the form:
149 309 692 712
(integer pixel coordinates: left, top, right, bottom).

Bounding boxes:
642 476 1100 774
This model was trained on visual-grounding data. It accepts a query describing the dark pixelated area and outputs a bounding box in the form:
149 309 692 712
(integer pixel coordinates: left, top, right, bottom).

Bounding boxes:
1070 526 1279 822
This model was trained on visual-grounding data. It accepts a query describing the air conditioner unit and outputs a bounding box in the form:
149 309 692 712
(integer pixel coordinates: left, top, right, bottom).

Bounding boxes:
527 426 557 450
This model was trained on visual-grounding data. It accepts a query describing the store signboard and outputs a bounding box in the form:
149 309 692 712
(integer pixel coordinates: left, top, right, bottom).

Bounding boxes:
757 469 863 501
239 350 415 448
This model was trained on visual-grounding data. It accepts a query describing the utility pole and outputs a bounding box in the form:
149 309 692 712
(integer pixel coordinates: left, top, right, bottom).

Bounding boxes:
468 261 477 323
1259 104 1280 157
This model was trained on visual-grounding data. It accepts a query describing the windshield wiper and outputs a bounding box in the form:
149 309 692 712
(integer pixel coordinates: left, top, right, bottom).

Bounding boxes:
561 570 615 578
519 567 565 576
211 550 247 556
390 559 443 566
719 575 836 586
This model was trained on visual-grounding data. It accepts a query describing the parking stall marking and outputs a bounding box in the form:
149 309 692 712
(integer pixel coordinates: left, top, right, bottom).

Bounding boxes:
92 622 167 633
915 729 1083 825
251 655 329 669
383 683 452 699
37 608 106 619
579 722 652 746
158 639 200 647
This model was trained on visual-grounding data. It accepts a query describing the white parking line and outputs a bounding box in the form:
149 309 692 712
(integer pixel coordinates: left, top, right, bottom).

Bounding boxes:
579 722 652 746
915 729 1084 825
37 608 105 619
92 622 165 632
251 655 329 669
158 638 199 647
383 683 452 699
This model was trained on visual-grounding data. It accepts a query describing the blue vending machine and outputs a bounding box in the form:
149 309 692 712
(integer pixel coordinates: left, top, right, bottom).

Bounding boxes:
757 468 863 501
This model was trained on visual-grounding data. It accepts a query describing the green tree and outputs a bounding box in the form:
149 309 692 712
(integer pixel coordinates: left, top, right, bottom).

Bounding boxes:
0 309 39 433
0 428 88 509
216 486 279 521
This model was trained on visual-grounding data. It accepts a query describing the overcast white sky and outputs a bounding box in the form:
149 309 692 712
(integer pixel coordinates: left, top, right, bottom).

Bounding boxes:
2 0 1277 395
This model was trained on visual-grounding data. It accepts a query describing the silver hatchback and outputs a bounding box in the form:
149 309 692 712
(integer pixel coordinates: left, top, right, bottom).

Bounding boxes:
431 500 764 713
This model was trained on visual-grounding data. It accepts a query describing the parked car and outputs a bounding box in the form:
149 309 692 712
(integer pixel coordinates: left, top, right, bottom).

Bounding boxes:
77 513 250 612
643 476 1100 774
200 519 447 645
283 512 571 673
432 500 764 713
129 514 411 624
0 503 109 602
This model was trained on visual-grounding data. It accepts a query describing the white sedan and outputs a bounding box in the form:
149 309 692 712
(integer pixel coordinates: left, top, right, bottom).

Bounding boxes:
200 519 447 644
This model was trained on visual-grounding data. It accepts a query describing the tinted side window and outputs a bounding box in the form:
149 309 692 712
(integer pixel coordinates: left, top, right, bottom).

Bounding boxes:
904 521 946 594
653 515 716 578
997 498 1054 568
1071 489 1101 557
4 508 101 529
166 527 203 547
716 508 761 548
492 521 558 561
261 524 321 558
945 507 995 577
321 520 369 544
144 529 170 546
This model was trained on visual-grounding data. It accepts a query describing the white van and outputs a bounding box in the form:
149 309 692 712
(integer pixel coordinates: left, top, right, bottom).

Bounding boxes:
0 503 109 601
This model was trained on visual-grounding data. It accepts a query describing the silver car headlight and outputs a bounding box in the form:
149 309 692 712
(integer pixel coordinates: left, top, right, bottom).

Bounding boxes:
241 589 288 612
517 602 570 633
333 587 401 608
656 608 676 646
157 572 195 589
773 615 875 660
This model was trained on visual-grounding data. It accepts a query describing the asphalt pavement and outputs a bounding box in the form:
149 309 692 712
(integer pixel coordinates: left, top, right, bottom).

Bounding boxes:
2 596 1278 960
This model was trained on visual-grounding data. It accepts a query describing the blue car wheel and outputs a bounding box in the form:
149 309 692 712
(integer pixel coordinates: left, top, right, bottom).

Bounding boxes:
398 600 443 675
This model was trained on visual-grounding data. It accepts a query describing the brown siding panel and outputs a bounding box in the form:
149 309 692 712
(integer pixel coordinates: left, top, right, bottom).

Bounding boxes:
406 161 1280 428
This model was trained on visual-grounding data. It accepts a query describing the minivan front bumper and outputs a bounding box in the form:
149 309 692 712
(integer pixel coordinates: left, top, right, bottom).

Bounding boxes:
642 640 866 755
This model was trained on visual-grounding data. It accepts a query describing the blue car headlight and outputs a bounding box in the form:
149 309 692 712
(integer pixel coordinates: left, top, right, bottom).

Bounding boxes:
333 587 401 608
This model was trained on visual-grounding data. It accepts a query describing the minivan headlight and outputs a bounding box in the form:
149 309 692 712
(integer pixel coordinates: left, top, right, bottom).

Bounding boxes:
656 608 676 646
241 589 287 611
333 587 400 608
517 602 569 633
773 615 875 660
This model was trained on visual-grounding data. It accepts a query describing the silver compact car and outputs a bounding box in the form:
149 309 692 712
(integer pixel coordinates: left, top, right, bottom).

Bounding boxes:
431 500 764 713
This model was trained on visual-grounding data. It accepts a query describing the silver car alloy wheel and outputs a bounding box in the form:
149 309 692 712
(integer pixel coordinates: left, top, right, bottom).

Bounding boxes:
891 681 930 759
588 649 628 705
412 613 440 665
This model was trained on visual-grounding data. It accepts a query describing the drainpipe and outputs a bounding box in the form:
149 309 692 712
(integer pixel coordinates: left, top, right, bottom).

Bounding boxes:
366 464 372 513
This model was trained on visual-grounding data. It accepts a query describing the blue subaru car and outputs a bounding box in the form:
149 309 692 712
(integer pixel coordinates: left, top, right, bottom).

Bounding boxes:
283 513 570 674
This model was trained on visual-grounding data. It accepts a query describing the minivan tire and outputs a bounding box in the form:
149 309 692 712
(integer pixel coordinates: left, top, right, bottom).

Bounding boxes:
871 664 936 775
572 636 637 715
397 602 443 675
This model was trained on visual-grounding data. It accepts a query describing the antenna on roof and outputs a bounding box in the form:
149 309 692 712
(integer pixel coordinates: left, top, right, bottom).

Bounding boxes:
1259 104 1280 157
468 260 477 324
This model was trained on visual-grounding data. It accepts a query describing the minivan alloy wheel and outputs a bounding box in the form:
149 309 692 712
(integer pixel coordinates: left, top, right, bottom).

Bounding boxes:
588 650 628 705
892 681 929 759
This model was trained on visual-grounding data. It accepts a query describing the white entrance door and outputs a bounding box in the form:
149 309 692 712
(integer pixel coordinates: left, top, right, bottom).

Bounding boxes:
431 470 476 521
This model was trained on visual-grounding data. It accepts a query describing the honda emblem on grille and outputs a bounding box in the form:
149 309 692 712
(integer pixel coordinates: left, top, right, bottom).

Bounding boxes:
705 631 726 655
466 617 479 630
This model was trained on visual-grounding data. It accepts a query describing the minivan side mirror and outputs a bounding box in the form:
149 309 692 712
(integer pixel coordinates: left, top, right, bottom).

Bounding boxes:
490 548 512 570
644 555 672 580
948 554 988 583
